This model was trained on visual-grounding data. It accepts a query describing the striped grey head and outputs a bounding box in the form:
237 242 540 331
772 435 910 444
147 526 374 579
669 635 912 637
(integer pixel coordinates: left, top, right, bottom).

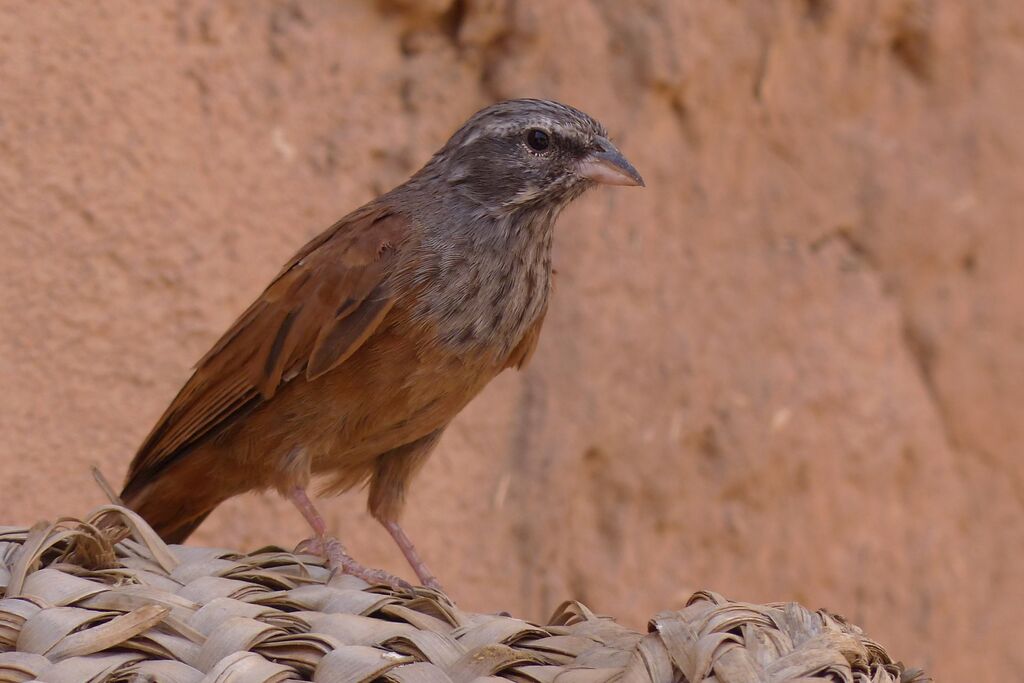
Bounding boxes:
430 99 643 216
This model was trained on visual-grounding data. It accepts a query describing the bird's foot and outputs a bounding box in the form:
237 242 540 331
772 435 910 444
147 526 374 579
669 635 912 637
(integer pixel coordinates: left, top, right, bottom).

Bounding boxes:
294 536 326 556
323 538 414 591
298 535 412 591
287 487 415 591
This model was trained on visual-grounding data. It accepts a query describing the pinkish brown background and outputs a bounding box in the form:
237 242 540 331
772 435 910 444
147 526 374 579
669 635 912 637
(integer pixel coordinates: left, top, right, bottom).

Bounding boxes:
1 1 1021 679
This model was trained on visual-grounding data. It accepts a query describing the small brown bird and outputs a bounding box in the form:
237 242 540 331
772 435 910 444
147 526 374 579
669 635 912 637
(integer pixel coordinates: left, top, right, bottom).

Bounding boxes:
121 99 643 589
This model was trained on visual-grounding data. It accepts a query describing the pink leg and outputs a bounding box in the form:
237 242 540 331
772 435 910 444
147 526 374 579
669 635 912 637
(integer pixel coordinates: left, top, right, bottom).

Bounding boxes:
290 486 329 537
382 519 442 591
288 487 411 591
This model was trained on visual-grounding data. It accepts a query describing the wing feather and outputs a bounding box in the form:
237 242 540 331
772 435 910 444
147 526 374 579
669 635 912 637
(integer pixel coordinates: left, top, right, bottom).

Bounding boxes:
123 207 412 494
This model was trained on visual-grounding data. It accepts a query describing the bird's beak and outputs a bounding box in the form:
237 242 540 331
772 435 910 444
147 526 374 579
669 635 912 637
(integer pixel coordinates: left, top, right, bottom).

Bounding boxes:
577 137 645 187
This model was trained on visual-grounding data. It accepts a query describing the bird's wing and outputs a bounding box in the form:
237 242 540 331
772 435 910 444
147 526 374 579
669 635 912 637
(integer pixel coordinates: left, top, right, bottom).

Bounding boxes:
124 206 411 491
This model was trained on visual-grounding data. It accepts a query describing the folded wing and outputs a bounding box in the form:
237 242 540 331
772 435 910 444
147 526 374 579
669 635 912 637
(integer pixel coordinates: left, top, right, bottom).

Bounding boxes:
122 206 412 497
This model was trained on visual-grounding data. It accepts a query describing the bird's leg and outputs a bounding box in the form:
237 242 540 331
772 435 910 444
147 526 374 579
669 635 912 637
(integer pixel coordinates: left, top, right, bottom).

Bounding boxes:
288 487 411 590
381 519 442 591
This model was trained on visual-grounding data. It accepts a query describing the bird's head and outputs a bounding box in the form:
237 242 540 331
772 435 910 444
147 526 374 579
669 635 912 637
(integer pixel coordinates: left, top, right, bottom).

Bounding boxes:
426 99 644 216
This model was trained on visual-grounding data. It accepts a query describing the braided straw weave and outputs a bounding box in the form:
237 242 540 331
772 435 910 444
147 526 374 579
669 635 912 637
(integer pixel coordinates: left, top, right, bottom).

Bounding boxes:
0 506 925 682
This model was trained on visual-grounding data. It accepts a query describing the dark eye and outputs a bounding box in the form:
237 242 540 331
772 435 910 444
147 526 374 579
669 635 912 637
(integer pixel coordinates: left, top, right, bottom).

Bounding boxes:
525 128 550 152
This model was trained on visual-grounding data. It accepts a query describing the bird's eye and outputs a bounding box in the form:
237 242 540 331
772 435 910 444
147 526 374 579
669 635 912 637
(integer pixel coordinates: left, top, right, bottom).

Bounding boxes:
525 128 550 152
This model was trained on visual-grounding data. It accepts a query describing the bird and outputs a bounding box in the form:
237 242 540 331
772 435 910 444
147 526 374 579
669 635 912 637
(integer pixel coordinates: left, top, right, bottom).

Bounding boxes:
120 98 643 590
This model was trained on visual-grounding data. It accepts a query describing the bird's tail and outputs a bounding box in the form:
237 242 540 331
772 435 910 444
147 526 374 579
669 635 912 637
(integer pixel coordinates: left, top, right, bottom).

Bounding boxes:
119 452 231 544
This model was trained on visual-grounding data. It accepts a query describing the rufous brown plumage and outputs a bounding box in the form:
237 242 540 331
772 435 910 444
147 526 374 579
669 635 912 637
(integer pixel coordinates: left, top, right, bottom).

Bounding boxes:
121 99 644 589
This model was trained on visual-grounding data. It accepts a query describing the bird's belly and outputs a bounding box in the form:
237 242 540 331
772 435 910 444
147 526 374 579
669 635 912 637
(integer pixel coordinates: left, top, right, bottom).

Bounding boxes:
227 295 529 492
298 333 499 472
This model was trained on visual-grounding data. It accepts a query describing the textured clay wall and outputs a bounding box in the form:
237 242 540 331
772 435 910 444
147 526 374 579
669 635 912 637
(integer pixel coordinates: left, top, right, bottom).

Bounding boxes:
1 2 1022 679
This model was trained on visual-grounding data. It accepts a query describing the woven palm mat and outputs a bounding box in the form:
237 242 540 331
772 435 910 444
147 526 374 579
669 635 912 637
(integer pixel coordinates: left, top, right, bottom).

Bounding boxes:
0 507 926 682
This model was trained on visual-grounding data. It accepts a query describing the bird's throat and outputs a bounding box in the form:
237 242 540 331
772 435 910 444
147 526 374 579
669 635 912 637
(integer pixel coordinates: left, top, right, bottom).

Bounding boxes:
409 210 556 359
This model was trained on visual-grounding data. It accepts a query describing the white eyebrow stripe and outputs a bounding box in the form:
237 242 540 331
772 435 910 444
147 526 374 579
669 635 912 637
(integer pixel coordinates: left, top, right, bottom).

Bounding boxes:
461 119 594 148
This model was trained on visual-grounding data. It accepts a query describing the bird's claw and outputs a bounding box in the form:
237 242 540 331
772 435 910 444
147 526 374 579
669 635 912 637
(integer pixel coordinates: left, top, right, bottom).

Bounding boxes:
294 536 325 556
305 536 413 591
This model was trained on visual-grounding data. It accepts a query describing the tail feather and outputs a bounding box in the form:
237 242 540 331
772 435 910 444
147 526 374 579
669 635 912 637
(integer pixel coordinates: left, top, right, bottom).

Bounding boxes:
120 452 230 544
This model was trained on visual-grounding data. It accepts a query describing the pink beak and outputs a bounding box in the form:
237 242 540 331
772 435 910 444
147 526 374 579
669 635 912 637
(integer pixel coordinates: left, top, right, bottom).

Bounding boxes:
577 136 645 187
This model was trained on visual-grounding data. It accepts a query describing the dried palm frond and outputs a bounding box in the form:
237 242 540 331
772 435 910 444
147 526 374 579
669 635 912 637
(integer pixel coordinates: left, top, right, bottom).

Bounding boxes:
0 507 926 682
